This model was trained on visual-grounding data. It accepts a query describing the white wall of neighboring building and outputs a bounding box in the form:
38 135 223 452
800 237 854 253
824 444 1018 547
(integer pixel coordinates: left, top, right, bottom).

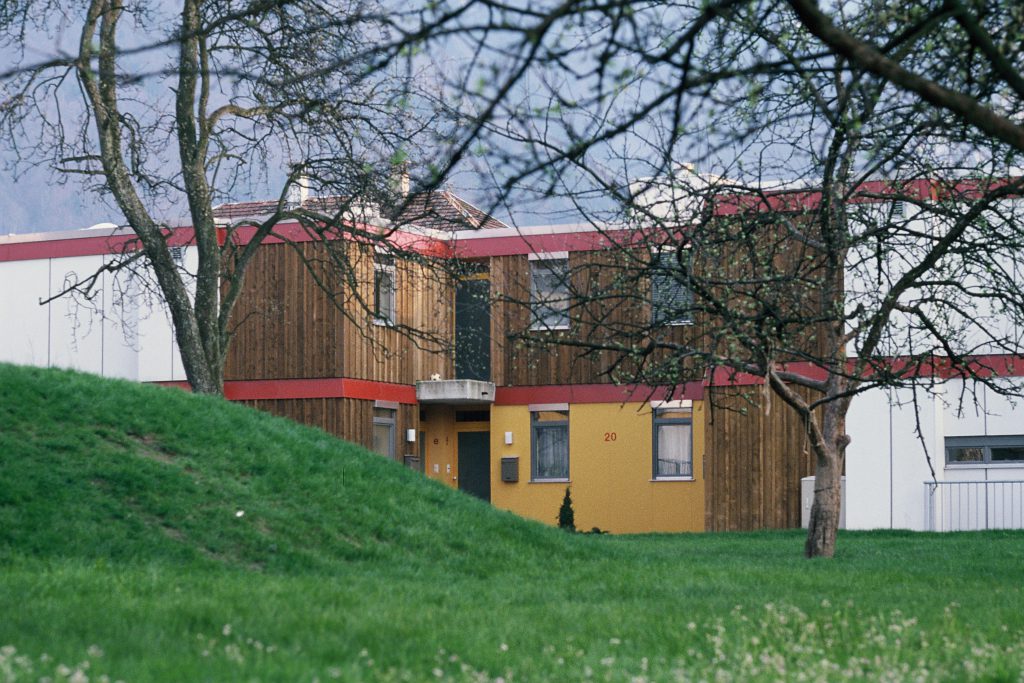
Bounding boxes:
0 257 52 367
847 379 1024 531
0 241 190 382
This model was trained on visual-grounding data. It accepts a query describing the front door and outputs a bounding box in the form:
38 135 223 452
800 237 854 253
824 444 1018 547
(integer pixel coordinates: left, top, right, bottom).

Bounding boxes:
457 431 491 502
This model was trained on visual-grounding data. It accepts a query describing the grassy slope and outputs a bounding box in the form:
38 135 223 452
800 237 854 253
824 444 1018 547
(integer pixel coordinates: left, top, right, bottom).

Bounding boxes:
1 363 1022 682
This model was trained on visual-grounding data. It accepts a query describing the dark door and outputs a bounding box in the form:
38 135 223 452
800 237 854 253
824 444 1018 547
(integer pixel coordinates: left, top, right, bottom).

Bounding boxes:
455 278 491 381
457 431 491 502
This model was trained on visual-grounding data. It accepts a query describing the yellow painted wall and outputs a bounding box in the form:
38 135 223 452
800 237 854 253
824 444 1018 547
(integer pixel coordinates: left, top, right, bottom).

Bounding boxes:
489 402 706 533
419 406 490 491
421 406 458 487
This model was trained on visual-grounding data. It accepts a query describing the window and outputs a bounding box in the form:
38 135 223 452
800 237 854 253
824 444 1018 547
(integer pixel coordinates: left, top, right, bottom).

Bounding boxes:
651 248 694 325
531 409 569 480
653 407 693 478
372 407 396 459
529 255 570 330
947 435 1024 465
374 253 396 325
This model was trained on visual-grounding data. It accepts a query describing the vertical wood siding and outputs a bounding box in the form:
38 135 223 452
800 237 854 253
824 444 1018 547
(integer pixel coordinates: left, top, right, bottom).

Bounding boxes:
225 241 453 383
240 397 417 457
703 386 818 530
489 252 703 387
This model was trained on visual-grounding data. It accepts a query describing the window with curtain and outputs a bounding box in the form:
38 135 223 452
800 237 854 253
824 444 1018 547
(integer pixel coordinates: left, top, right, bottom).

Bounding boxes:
531 410 569 480
653 408 693 478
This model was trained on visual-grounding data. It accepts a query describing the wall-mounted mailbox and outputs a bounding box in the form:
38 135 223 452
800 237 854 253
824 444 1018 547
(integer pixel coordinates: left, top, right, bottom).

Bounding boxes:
501 456 519 483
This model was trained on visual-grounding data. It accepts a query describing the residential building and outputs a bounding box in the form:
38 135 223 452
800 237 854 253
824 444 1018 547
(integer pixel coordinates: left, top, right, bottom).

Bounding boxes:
2 183 1022 533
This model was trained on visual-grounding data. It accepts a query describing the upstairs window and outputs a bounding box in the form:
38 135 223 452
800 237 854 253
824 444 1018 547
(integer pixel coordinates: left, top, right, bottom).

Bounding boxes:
529 254 570 330
651 248 694 326
653 406 693 479
374 253 396 326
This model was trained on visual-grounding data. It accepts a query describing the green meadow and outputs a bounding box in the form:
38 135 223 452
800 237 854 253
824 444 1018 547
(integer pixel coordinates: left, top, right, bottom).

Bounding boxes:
1 363 1022 682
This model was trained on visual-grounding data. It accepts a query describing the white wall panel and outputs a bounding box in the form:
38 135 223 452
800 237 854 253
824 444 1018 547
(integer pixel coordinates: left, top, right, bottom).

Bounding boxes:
847 385 941 530
0 258 52 367
47 255 107 375
846 390 893 529
100 259 140 380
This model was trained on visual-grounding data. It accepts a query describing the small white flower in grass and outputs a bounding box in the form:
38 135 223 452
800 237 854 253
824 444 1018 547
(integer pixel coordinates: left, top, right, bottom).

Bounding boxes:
687 622 697 631
432 668 444 678
222 624 232 636
499 643 508 652
235 510 245 518
609 637 621 646
87 645 104 658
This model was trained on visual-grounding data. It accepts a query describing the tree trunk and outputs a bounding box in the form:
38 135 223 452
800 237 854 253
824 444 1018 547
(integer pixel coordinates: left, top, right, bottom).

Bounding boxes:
804 450 843 557
804 400 849 558
178 337 223 395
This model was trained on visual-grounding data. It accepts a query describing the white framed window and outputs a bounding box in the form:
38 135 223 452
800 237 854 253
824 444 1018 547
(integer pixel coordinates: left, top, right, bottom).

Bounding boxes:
373 253 396 326
529 253 570 330
531 407 569 481
653 407 693 479
946 435 1024 466
651 247 693 326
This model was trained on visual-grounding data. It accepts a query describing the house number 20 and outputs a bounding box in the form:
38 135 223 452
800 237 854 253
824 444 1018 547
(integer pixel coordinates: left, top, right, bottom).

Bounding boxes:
604 432 617 442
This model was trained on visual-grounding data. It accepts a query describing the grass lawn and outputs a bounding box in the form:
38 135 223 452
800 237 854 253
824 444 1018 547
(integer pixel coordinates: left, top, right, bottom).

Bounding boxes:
1 364 1022 681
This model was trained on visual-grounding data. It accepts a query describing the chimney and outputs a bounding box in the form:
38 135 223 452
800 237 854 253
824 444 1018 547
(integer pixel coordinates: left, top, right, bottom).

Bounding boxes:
391 162 410 198
286 174 310 209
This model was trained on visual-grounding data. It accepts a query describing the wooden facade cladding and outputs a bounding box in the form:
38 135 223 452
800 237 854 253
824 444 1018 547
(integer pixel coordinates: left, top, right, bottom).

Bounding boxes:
224 242 346 380
240 397 417 456
224 241 452 384
489 251 704 387
703 386 818 531
341 245 452 384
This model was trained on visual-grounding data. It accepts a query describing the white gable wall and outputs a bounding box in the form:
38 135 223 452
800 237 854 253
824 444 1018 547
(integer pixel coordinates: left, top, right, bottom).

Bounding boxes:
0 248 187 382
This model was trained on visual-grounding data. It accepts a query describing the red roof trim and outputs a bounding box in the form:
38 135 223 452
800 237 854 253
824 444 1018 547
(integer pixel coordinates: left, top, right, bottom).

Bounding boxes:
452 229 638 258
494 382 704 404
153 377 417 403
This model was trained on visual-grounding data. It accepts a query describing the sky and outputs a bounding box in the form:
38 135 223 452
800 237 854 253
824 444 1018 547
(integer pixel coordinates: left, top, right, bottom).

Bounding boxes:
0 2 602 237
0 165 121 235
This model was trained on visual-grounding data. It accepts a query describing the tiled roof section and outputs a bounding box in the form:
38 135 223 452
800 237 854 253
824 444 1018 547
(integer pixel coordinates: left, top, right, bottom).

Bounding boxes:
210 200 280 220
392 191 510 231
211 190 509 232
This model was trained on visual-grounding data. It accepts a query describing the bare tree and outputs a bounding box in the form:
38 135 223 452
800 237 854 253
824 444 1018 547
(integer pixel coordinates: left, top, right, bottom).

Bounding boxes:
0 0 448 394
782 0 1024 153
372 0 1024 557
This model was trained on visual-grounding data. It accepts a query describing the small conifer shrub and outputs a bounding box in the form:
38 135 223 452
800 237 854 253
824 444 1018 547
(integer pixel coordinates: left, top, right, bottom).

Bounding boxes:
557 487 576 532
